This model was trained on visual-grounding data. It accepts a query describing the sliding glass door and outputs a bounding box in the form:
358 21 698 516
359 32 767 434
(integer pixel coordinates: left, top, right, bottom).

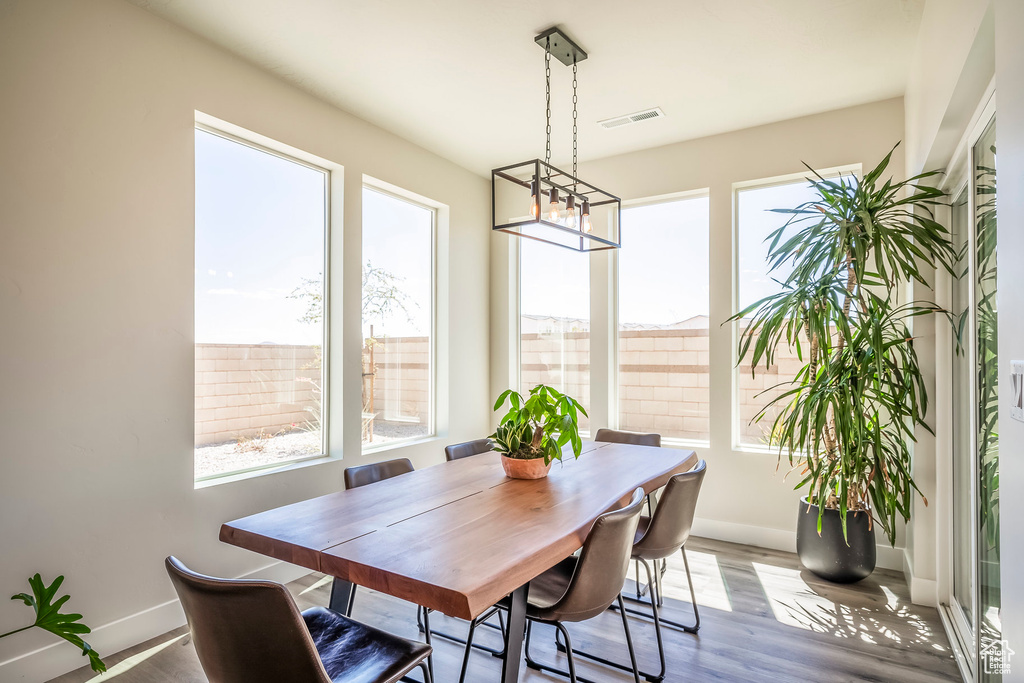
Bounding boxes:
946 112 1001 682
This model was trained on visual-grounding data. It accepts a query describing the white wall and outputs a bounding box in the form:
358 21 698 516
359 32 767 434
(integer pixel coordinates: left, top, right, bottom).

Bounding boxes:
0 1 490 680
490 98 913 578
994 1 1024 678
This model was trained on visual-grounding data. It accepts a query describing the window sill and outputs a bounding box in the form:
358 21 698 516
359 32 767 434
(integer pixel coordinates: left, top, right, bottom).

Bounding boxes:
660 437 711 451
360 434 439 456
194 453 334 489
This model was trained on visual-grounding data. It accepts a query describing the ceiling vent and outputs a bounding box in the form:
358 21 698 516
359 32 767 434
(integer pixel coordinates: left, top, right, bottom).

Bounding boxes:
598 107 665 129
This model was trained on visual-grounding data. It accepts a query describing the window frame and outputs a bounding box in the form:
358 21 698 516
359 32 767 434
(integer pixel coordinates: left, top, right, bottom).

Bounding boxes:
359 181 438 453
612 189 711 448
731 164 861 453
193 119 333 484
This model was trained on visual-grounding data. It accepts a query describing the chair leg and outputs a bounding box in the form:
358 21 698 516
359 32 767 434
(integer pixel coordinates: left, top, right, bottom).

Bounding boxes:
655 547 700 633
615 595 642 683
555 623 578 683
638 559 667 681
420 606 435 682
459 616 479 683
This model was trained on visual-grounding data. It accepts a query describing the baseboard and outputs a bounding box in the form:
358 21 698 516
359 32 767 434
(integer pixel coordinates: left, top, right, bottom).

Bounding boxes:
903 550 939 607
692 517 906 573
0 560 314 683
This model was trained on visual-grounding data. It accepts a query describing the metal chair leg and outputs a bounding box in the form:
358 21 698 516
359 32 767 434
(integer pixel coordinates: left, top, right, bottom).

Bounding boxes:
615 595 642 683
420 606 435 681
419 660 432 683
655 547 700 633
459 615 479 683
556 623 579 683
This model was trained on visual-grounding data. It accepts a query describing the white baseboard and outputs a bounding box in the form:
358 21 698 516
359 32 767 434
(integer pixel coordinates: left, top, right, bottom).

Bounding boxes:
0 560 314 683
692 517 906 573
903 550 939 607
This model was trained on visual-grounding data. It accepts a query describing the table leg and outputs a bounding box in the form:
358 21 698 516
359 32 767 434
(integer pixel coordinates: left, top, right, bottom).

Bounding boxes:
501 583 529 683
329 578 355 616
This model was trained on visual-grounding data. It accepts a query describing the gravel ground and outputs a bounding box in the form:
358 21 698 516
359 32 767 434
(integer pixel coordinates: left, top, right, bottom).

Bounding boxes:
195 421 430 479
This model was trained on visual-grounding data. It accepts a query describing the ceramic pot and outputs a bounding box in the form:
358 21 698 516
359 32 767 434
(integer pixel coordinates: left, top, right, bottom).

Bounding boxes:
500 454 552 479
796 497 876 583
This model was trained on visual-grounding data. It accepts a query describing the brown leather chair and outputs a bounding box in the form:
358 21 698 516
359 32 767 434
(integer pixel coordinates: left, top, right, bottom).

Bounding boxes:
594 428 661 447
565 459 707 681
165 556 432 683
444 438 494 461
344 458 414 489
463 488 647 683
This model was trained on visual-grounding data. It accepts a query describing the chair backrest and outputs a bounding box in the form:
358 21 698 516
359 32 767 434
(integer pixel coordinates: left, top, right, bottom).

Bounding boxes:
165 556 330 683
444 438 494 461
540 488 646 623
633 460 707 560
344 458 414 489
594 428 661 448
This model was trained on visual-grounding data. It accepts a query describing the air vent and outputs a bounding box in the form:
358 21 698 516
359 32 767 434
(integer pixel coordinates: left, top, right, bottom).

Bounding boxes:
598 107 665 129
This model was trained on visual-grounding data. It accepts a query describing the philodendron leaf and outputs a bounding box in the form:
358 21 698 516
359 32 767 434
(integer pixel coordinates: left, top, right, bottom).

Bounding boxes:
11 575 106 673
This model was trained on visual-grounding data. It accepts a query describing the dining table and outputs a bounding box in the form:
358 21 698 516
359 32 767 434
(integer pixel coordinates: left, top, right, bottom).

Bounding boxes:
220 440 697 682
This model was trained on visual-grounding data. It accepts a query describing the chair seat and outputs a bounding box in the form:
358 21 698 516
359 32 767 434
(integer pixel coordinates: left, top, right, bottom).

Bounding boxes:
302 606 431 683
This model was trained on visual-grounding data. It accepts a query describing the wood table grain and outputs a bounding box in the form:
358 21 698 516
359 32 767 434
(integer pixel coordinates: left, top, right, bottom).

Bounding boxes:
221 441 697 682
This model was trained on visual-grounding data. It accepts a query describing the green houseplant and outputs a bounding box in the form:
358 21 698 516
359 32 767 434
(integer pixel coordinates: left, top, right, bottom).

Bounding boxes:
731 144 955 581
490 384 588 479
1 574 106 673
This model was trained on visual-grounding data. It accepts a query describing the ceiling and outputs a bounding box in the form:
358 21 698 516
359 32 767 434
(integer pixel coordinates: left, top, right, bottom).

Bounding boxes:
130 0 925 176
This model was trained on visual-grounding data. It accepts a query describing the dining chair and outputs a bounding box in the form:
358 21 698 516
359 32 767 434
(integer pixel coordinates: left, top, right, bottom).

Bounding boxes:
164 556 432 683
343 457 415 489
462 488 647 683
593 428 661 447
595 428 664 595
343 458 434 679
564 459 708 682
444 438 494 461
420 438 508 659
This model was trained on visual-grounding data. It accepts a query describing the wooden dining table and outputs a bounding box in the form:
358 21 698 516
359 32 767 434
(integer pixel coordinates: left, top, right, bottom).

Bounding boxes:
221 440 697 682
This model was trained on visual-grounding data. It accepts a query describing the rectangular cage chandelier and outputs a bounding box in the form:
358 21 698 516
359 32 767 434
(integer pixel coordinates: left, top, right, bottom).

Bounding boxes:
491 27 621 252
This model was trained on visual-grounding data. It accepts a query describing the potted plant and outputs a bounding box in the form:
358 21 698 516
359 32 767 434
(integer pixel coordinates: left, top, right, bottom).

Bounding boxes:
490 384 588 479
731 144 955 582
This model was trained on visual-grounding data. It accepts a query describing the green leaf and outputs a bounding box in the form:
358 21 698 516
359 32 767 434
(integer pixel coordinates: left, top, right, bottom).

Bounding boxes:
11 575 106 673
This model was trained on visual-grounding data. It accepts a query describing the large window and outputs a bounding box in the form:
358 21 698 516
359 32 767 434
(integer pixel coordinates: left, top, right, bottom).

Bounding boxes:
194 127 328 480
734 171 856 447
520 239 590 430
361 186 435 449
617 195 710 441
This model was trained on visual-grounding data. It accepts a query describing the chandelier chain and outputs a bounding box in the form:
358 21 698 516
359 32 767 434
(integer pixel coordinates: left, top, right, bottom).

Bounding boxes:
545 36 551 173
572 57 578 189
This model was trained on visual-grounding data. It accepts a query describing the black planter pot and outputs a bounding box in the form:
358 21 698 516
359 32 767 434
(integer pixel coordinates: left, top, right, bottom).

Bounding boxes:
796 497 876 583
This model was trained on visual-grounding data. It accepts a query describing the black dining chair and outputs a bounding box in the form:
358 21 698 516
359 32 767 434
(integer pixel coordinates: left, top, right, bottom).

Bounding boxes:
165 556 432 683
462 488 647 683
444 438 494 461
567 459 708 681
421 438 508 661
343 458 434 679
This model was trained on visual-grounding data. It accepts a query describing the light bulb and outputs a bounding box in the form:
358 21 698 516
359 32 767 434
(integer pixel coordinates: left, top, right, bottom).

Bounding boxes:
565 195 577 229
581 200 592 233
548 188 561 222
529 179 539 219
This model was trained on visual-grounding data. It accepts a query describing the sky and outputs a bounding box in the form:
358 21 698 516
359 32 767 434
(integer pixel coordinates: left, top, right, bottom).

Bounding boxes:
196 127 840 342
195 129 326 345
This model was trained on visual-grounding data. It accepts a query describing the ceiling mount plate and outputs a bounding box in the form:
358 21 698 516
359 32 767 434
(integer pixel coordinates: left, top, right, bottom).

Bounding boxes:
535 27 588 66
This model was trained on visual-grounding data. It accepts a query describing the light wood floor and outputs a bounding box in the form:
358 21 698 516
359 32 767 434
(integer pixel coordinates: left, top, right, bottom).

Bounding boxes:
47 537 959 683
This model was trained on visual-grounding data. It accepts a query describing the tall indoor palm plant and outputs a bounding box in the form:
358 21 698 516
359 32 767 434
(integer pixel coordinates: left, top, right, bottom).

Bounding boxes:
732 144 956 567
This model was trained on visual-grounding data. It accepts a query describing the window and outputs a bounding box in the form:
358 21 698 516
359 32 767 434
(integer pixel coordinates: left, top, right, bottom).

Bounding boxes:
734 170 856 447
520 239 590 430
617 195 710 441
194 127 328 480
361 186 435 449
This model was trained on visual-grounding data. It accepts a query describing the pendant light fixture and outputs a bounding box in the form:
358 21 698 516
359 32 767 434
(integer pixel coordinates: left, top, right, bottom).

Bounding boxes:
491 27 621 252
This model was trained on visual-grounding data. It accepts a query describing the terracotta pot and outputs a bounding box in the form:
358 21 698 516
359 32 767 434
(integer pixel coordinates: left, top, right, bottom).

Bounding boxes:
500 454 552 479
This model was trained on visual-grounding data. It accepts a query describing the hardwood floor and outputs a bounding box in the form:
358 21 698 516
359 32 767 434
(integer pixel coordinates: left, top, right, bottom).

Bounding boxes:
47 537 959 683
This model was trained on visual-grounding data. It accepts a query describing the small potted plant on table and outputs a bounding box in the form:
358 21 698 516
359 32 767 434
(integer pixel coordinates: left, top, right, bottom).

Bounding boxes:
490 384 587 479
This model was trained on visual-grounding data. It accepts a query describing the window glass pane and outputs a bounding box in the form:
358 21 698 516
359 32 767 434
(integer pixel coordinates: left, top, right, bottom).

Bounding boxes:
194 129 326 479
361 187 434 448
973 119 1001 677
735 177 856 447
618 196 710 441
520 240 590 430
